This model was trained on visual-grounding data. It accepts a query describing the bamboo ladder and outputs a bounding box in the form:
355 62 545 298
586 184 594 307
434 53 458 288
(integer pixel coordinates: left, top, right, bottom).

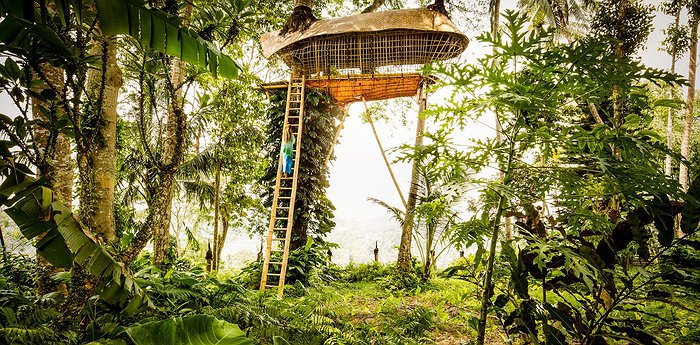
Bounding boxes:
260 73 306 298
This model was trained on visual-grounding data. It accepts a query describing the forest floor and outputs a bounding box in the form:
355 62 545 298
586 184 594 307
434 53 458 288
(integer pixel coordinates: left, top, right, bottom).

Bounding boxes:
278 277 507 344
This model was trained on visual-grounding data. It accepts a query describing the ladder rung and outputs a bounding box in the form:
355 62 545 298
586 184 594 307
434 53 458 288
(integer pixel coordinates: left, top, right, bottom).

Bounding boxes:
271 238 285 241
272 227 288 230
271 249 284 252
267 273 281 277
269 261 283 265
265 284 278 288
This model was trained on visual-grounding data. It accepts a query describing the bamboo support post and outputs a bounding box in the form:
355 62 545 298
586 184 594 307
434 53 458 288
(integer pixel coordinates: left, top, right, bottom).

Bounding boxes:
363 97 407 208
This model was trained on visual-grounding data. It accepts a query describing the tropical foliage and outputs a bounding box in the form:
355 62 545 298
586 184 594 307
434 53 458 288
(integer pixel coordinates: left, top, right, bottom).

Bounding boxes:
0 0 699 344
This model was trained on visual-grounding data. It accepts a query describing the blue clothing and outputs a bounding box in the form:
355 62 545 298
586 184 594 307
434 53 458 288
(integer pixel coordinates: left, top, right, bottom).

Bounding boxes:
281 133 295 175
281 156 293 175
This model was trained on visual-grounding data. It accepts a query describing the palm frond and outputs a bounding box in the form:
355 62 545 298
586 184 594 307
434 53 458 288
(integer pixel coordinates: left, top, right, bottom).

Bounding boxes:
180 180 215 208
367 197 405 226
178 148 218 179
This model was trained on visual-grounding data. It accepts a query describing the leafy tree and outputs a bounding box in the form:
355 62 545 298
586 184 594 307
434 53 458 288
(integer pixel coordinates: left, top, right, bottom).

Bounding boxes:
680 0 700 199
373 139 471 280
660 0 689 178
426 11 685 343
178 78 267 271
0 0 241 331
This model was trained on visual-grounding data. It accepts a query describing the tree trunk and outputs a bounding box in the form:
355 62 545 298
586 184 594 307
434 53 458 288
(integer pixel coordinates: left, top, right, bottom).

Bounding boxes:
490 0 509 242
476 3 503 342
281 0 316 35
422 222 435 280
31 61 73 296
681 19 698 194
362 0 384 13
397 86 427 273
152 5 192 267
679 18 699 239
666 7 682 177
611 0 628 161
476 124 517 345
32 65 73 206
217 212 229 270
79 36 121 243
212 161 221 271
120 173 177 265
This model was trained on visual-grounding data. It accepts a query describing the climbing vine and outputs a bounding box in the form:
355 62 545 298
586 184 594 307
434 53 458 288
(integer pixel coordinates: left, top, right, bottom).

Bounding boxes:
262 88 343 250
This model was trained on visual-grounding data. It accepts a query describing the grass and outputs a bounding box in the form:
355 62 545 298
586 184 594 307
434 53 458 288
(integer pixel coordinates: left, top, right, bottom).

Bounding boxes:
271 277 506 345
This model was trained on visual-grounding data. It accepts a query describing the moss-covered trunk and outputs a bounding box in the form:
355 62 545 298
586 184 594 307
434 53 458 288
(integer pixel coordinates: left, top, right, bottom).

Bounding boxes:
79 36 121 243
152 5 192 267
31 61 73 296
217 212 229 270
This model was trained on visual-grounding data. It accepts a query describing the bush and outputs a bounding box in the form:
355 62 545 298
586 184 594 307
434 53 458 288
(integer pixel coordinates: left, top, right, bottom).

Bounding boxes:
342 262 392 283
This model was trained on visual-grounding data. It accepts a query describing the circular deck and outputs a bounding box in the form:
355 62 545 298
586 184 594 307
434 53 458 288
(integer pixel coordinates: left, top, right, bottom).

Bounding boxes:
260 8 469 77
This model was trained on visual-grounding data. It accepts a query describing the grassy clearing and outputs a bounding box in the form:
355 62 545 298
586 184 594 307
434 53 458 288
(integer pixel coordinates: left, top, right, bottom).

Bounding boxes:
270 277 506 344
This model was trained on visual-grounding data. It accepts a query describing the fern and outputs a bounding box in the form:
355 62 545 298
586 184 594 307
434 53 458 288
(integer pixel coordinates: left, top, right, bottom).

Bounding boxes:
1 325 63 345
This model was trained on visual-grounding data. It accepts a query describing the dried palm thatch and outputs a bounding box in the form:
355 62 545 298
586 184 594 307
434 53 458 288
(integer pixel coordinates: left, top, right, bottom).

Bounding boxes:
260 8 469 103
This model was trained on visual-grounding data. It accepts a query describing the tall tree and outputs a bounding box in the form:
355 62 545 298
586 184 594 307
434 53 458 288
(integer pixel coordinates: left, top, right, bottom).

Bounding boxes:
661 0 688 177
262 89 340 254
475 1 504 342
79 35 122 243
397 87 427 273
681 0 700 197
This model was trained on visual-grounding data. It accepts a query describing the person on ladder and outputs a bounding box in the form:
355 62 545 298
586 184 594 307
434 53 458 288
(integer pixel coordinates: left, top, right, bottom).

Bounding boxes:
281 124 295 177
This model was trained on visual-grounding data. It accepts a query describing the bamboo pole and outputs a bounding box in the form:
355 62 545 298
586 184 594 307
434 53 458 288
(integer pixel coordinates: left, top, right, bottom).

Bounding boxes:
362 97 407 208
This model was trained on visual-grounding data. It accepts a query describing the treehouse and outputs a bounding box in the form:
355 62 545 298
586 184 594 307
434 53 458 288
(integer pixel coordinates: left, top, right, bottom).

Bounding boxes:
258 8 469 298
260 8 469 104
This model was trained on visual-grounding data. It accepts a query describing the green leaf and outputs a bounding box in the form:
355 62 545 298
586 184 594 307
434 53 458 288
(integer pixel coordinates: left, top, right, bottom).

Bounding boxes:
35 227 73 268
94 0 129 36
52 0 71 26
72 0 83 25
272 337 290 345
94 0 240 78
682 175 700 233
544 324 566 345
4 58 20 79
304 237 314 251
126 315 253 345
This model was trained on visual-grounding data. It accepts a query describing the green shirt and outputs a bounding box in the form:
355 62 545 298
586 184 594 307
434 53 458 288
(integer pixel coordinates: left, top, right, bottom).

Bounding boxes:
282 133 295 158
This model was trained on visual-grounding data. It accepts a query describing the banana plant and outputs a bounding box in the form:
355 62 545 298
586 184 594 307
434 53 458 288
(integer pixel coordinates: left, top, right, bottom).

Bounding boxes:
0 143 150 309
126 315 253 345
0 0 240 78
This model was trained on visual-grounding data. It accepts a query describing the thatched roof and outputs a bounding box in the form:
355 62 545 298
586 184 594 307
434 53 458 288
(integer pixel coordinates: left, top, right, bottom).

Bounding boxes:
260 8 469 59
